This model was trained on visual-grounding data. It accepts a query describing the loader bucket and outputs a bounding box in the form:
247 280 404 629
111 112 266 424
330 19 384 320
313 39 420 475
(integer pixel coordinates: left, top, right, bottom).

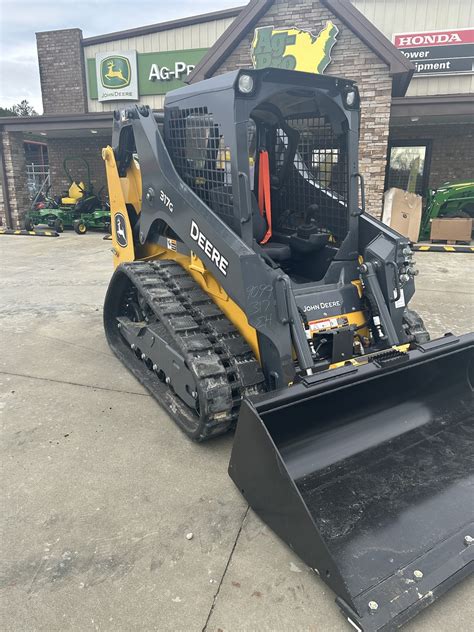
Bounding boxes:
229 334 474 632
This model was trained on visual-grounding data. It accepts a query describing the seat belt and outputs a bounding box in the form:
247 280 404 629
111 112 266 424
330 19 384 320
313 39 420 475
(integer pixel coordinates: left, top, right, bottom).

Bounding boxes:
258 149 273 245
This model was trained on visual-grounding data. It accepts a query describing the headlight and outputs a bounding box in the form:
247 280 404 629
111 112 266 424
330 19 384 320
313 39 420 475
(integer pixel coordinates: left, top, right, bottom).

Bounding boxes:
237 73 254 94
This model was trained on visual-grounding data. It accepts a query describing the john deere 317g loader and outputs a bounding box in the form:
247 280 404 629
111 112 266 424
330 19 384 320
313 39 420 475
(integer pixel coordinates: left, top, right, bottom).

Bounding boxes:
102 69 473 631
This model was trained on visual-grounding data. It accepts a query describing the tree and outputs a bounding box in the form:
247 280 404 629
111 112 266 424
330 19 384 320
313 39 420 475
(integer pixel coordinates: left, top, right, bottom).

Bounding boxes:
0 100 38 117
12 100 38 117
0 106 16 117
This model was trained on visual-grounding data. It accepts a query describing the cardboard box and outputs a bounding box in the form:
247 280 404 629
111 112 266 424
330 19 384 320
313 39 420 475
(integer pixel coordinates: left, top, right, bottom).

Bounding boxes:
430 218 472 242
382 188 422 243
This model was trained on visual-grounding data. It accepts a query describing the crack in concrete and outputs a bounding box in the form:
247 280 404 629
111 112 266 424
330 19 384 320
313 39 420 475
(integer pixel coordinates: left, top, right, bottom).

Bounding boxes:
0 370 150 398
202 506 250 632
32 332 115 358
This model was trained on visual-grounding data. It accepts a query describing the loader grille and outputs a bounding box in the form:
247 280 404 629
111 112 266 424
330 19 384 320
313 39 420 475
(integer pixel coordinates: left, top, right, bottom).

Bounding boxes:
166 107 234 226
275 116 349 243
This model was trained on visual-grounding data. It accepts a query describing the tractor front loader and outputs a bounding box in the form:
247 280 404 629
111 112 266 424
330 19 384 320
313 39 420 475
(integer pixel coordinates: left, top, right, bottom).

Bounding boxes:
102 69 473 631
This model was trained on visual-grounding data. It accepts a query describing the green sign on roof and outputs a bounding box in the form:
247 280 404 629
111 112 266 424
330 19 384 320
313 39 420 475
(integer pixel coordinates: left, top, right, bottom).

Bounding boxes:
87 48 208 101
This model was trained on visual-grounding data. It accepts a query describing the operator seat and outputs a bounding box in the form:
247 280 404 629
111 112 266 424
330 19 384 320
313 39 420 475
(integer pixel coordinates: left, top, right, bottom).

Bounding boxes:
251 194 291 261
209 184 291 262
61 181 85 205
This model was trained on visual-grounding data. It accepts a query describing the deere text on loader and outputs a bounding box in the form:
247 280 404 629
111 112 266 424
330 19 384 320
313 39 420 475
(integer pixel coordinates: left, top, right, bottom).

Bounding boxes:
102 69 473 631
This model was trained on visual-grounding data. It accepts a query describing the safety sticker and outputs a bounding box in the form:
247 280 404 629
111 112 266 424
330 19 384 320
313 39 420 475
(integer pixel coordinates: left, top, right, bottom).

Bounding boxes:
167 238 177 251
394 288 405 309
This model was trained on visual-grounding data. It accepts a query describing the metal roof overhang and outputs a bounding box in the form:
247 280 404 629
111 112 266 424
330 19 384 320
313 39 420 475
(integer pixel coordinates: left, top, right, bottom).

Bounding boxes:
0 112 113 137
390 94 474 126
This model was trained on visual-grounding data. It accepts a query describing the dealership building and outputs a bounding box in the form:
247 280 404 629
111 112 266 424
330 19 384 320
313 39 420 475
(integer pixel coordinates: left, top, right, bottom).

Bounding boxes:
0 0 473 228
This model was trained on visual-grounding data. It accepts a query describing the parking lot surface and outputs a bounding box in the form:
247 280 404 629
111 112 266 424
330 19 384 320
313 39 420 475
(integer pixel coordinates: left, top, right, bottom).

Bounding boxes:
1 232 473 631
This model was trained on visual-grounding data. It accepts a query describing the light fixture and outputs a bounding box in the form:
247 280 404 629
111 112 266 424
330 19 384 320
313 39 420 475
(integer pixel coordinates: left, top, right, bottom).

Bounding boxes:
237 73 254 94
90 129 98 134
410 117 420 122
342 85 359 109
345 90 356 107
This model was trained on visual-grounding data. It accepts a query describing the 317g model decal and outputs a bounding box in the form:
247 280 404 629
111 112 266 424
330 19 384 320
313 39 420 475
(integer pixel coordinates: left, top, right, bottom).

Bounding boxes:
160 190 174 212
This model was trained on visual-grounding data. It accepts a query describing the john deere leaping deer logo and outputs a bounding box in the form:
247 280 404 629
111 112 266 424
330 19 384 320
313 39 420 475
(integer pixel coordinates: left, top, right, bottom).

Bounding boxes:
100 56 131 89
114 212 128 248
251 21 339 74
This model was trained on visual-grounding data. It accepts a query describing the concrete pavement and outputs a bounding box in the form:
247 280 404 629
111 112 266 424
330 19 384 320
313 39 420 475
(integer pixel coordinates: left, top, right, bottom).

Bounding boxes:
1 232 473 631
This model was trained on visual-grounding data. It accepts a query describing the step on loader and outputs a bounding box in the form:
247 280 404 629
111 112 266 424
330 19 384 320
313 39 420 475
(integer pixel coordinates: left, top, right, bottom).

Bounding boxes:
102 68 473 631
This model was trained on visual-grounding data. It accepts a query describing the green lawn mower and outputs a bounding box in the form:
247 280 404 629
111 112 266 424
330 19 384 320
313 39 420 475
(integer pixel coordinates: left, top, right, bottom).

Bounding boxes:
24 157 111 234
419 180 474 240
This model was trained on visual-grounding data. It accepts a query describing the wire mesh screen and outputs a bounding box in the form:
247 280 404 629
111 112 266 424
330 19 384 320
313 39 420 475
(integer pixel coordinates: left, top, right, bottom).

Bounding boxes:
275 116 349 243
166 107 234 225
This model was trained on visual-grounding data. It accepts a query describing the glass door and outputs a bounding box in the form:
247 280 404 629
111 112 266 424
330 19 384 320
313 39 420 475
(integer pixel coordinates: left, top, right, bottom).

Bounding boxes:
385 141 431 196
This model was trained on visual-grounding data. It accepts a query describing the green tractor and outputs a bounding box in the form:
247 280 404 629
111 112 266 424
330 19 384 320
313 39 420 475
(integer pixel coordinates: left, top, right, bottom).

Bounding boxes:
419 180 474 241
24 157 111 234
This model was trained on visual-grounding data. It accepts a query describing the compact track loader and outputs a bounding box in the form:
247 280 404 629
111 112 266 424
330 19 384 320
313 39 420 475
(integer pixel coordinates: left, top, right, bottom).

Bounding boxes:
102 69 473 631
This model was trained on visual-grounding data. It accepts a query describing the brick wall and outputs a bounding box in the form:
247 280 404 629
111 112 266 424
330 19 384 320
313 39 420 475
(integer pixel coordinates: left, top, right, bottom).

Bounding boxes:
47 137 107 199
0 178 3 225
0 132 30 228
36 29 88 115
213 0 394 217
390 124 474 190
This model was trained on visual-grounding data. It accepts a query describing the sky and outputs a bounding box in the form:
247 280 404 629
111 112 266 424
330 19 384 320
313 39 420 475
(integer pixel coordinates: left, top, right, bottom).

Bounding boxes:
0 0 241 113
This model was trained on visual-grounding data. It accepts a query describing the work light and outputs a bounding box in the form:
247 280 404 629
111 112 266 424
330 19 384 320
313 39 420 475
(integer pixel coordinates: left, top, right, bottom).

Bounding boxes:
345 89 356 107
237 73 254 94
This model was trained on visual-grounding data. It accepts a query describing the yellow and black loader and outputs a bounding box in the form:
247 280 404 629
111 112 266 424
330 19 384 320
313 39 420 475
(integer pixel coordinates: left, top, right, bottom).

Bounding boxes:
102 69 473 631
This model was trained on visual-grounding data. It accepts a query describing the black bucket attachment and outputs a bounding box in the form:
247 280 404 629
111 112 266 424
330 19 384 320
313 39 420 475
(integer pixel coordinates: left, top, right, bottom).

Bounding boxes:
229 334 474 631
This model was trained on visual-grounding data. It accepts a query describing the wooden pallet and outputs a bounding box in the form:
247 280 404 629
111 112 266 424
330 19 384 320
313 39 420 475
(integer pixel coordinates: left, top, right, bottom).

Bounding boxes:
429 238 471 245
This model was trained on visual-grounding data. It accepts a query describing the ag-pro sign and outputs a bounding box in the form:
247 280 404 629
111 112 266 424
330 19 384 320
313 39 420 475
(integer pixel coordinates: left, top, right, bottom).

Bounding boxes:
148 61 195 81
87 48 208 100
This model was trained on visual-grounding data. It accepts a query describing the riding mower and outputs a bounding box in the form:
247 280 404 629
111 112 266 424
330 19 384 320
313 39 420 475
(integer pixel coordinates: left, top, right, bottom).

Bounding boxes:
71 185 111 234
23 157 111 233
419 179 474 240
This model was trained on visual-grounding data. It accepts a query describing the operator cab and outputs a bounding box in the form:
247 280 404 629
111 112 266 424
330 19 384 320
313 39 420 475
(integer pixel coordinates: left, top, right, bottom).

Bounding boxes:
164 69 360 285
247 92 350 282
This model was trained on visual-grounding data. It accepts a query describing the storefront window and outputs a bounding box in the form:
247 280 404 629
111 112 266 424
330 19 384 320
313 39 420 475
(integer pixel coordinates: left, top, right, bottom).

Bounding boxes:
386 142 430 196
24 141 49 200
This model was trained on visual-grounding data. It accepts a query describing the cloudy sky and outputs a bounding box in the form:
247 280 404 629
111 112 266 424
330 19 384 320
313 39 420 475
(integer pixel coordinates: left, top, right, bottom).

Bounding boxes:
0 0 241 113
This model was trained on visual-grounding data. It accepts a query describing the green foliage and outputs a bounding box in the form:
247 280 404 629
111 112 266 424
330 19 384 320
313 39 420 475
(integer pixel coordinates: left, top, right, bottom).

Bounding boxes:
0 100 38 117
0 106 17 117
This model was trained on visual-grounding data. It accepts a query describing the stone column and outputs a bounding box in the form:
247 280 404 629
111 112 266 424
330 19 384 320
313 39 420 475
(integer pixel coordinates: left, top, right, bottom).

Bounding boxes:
1 131 30 228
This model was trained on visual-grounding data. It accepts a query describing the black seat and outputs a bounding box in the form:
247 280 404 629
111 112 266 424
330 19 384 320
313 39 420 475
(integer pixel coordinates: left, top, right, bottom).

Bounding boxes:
289 228 329 254
251 194 291 261
260 241 291 261
209 186 291 262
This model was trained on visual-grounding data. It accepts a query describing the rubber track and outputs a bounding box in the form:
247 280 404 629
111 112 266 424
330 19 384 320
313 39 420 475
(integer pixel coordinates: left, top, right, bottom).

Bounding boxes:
117 259 265 439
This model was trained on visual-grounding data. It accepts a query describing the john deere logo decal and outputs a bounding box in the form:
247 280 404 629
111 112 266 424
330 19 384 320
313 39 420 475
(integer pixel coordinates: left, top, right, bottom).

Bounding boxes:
114 213 128 248
100 56 131 89
251 21 339 74
96 51 138 101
